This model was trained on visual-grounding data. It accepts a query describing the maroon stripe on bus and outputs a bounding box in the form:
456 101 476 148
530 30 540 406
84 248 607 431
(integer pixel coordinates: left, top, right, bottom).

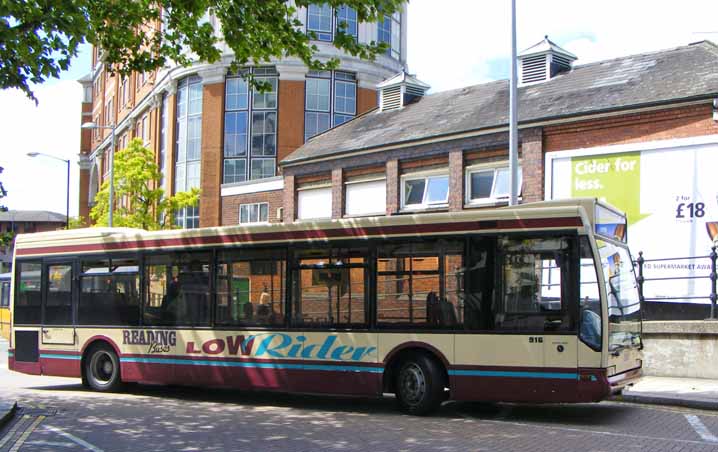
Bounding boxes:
16 217 583 256
40 349 81 356
120 353 384 368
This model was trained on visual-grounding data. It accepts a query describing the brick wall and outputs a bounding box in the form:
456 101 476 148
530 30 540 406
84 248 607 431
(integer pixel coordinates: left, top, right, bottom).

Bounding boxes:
544 104 718 152
357 88 377 115
222 189 284 225
199 82 224 227
520 128 543 202
331 168 343 219
278 80 306 164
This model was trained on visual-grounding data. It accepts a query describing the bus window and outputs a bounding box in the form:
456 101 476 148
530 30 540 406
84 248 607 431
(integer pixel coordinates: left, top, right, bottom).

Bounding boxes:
1 281 9 307
496 237 575 332
579 238 602 350
217 249 286 327
144 253 210 326
376 240 462 328
79 258 140 326
598 240 641 352
292 248 366 327
45 264 73 325
463 237 496 330
14 262 41 324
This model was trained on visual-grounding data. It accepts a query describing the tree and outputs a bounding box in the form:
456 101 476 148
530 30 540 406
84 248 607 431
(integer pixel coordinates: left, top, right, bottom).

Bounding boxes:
0 166 11 246
90 138 200 230
1 0 403 101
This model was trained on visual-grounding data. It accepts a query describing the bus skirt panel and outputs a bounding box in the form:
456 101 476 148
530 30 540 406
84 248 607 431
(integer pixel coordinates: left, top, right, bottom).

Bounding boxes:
449 366 610 403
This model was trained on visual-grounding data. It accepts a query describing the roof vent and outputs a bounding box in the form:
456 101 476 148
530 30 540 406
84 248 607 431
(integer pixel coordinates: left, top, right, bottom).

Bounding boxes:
377 71 430 112
518 36 577 85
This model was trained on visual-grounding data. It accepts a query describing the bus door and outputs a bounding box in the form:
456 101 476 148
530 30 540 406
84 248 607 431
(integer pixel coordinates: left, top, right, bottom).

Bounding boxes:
42 261 76 346
538 238 579 372
498 237 579 397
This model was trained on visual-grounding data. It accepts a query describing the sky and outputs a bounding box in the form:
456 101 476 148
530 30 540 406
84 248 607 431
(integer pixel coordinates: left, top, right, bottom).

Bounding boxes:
1 0 717 217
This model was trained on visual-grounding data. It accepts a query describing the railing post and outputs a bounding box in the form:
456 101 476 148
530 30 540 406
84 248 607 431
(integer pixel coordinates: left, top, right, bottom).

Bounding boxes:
636 251 645 303
710 246 717 320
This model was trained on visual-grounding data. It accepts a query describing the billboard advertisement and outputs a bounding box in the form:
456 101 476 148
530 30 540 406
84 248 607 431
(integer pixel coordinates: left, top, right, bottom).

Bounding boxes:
546 136 718 303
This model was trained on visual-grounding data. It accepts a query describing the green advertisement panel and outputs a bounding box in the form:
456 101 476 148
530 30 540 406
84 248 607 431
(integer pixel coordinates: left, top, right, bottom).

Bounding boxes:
570 151 649 225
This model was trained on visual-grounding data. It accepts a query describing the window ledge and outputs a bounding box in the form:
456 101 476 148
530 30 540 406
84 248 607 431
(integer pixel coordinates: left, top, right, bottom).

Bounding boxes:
399 205 449 214
343 212 386 219
464 197 522 209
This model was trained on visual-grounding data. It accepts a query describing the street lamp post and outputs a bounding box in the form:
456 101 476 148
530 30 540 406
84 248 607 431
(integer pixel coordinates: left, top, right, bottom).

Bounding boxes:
26 152 70 229
81 122 116 227
508 0 519 206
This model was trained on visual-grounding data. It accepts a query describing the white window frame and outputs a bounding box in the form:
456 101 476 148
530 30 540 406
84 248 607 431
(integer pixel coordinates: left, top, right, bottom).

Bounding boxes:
400 169 450 211
297 185 332 220
344 177 386 217
465 162 523 206
239 202 269 224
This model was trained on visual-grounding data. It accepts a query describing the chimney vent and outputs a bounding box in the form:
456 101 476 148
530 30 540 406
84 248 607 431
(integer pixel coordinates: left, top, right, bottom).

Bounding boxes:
518 36 577 85
377 71 430 112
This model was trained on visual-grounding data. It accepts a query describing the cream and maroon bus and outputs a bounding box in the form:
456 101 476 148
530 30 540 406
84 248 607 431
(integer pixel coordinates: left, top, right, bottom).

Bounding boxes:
8 198 642 414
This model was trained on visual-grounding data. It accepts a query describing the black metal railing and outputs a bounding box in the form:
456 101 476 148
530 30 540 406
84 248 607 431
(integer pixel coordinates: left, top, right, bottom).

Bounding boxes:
634 246 717 320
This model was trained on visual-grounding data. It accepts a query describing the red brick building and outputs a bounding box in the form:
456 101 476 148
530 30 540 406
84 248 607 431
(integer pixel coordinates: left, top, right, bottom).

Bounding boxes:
78 3 407 228
0 211 67 272
279 39 718 224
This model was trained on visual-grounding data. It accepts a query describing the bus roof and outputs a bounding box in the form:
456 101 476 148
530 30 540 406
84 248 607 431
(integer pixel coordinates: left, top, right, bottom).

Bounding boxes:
13 198 619 259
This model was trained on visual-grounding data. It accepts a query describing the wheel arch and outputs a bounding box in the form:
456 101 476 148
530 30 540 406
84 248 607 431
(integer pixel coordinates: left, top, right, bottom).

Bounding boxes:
80 335 122 378
382 342 450 394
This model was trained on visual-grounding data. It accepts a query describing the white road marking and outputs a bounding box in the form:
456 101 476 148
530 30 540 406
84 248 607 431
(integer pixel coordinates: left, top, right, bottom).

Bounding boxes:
685 414 718 443
26 440 78 447
44 425 105 452
459 413 718 446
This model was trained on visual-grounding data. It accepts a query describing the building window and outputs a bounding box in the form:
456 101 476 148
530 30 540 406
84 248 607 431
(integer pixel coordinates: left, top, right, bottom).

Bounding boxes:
120 76 129 108
378 11 401 59
141 113 150 145
159 95 168 192
335 6 358 39
175 75 203 229
304 71 356 141
465 163 522 205
307 4 333 41
104 97 114 126
239 203 269 224
297 186 332 220
345 178 386 216
401 171 449 210
223 67 277 184
93 114 101 141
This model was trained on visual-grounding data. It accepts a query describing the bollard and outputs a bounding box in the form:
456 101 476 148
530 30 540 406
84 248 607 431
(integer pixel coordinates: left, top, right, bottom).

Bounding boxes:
710 246 717 320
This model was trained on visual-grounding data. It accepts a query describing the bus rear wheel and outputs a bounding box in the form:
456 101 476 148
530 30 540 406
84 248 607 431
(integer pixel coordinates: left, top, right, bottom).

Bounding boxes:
395 354 444 415
84 344 122 392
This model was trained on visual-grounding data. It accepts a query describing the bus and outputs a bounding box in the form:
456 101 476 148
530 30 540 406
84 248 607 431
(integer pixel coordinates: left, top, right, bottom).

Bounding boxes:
1 272 10 339
8 198 642 415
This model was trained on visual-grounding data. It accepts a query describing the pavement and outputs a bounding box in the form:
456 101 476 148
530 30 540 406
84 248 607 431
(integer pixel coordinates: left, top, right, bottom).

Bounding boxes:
620 375 718 410
0 339 15 430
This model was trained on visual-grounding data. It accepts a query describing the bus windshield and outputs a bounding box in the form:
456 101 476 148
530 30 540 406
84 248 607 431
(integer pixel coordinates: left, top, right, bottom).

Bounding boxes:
598 240 641 351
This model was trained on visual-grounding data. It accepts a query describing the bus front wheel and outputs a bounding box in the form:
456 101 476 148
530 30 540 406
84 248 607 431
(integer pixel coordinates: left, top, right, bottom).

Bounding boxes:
395 353 444 415
84 344 122 392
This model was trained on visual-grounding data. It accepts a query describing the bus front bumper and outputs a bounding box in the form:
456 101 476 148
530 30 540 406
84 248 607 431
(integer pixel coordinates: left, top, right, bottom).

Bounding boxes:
607 366 643 395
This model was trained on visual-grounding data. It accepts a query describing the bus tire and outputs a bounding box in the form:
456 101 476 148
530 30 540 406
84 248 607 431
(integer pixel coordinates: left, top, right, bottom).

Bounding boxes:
395 353 444 415
84 344 123 392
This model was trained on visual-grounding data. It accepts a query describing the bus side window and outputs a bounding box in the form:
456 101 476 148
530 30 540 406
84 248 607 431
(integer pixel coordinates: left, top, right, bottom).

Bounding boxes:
463 237 495 331
495 237 575 333
14 262 42 324
579 237 602 350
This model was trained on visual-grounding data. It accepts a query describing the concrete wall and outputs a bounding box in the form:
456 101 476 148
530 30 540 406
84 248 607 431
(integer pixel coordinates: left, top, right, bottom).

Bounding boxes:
641 321 718 379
